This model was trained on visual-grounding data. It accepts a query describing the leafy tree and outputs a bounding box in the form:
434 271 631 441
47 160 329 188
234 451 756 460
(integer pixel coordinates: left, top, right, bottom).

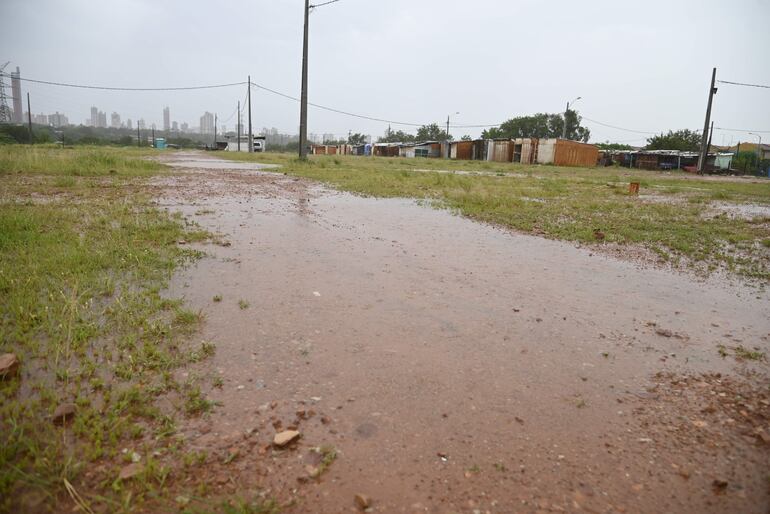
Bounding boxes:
377 128 415 143
416 123 451 142
461 135 473 141
597 142 635 151
348 133 367 145
645 129 702 151
482 110 590 142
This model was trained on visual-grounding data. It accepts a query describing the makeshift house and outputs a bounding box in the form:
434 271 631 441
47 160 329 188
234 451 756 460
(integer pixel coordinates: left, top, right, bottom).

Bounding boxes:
536 139 598 167
450 140 474 160
513 138 538 164
374 143 400 157
486 139 514 162
632 150 699 170
399 143 416 158
414 142 442 158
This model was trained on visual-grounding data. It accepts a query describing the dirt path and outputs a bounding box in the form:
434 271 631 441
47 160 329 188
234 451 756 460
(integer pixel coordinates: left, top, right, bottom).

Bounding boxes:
153 151 769 514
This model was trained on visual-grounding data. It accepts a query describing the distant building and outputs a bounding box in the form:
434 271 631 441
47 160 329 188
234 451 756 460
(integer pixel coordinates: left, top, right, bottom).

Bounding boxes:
138 118 146 130
11 67 22 124
98 111 107 128
90 106 99 127
172 121 178 132
199 112 215 134
32 113 48 124
180 122 189 133
163 106 170 131
111 112 121 128
48 112 68 127
126 119 133 130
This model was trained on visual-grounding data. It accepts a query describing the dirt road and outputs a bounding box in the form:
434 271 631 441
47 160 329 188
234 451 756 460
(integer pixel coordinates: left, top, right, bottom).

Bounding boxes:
154 152 769 513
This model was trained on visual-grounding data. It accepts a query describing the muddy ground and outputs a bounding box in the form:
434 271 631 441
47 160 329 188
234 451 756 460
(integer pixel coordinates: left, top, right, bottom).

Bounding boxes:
153 152 769 514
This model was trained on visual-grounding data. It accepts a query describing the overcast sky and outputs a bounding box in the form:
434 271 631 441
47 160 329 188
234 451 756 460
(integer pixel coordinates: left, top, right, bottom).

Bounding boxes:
2 0 769 145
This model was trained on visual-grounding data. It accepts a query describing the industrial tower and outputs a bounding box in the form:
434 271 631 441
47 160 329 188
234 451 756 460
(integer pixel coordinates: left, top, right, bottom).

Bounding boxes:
0 62 13 124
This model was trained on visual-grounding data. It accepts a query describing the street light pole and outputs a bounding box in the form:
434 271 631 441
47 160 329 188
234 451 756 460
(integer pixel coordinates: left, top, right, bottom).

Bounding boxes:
446 111 459 159
562 96 581 140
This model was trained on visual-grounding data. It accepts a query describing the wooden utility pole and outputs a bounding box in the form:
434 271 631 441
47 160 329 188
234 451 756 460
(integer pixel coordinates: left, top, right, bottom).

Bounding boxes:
137 126 141 147
214 113 217 149
697 68 717 173
248 76 253 153
26 93 33 144
237 100 241 152
152 127 155 148
299 0 310 160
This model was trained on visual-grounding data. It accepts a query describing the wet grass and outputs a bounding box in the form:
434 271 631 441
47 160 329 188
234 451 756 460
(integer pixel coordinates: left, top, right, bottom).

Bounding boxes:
0 145 220 512
222 152 770 281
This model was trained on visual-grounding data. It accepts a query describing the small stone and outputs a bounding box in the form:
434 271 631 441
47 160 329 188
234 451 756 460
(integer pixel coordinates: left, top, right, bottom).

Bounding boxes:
118 463 144 480
273 430 300 447
712 479 728 493
655 328 673 338
354 494 372 510
52 403 76 425
0 353 20 379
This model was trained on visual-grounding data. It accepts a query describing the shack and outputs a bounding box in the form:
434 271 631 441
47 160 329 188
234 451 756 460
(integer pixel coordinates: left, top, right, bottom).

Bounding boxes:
399 143 416 158
374 143 400 157
486 139 514 162
414 142 442 158
513 138 538 164
632 150 699 170
536 139 598 167
449 140 474 160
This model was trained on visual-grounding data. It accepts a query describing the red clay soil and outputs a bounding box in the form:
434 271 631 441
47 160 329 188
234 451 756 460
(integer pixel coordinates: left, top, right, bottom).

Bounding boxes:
154 152 769 514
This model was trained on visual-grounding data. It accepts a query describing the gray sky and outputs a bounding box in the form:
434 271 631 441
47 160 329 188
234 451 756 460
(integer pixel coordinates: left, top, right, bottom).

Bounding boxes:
2 0 769 145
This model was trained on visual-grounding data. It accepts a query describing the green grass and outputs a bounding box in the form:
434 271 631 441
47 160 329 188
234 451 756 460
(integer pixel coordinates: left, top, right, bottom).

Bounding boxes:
0 144 163 176
221 152 770 281
0 145 218 513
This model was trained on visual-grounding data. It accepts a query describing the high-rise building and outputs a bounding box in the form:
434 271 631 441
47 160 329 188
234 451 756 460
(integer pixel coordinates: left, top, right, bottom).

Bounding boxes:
90 106 99 127
199 112 214 134
138 118 146 130
11 67 22 124
172 121 178 132
163 106 170 131
98 111 107 128
32 113 48 124
110 112 121 128
126 119 133 130
180 122 189 133
48 112 69 127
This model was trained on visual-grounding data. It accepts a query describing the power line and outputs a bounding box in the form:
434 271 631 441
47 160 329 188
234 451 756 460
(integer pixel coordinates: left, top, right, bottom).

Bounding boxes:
249 81 426 127
580 116 656 135
717 80 770 90
0 73 247 91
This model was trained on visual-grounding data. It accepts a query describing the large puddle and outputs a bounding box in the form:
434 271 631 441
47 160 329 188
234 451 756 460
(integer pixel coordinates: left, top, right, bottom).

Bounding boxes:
156 152 769 513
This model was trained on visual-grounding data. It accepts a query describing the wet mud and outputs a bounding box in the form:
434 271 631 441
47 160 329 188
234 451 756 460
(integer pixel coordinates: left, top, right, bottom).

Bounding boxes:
155 152 769 513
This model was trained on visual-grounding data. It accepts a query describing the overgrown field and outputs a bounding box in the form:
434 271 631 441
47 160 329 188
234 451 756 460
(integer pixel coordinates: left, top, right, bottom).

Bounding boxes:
0 146 256 513
222 152 770 281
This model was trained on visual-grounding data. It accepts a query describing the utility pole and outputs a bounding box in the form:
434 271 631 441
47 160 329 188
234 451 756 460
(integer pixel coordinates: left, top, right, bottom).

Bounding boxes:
237 100 241 152
299 0 310 159
248 76 253 153
214 113 217 149
137 125 141 147
707 121 714 154
152 126 155 148
26 93 33 144
561 97 581 140
697 68 717 173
